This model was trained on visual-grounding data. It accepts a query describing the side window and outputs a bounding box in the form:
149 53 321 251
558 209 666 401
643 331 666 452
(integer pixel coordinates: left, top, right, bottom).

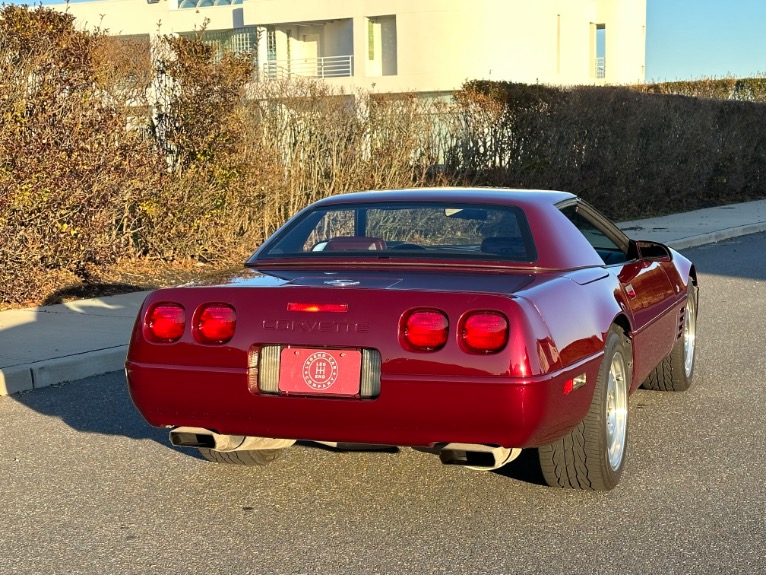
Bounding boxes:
560 205 626 265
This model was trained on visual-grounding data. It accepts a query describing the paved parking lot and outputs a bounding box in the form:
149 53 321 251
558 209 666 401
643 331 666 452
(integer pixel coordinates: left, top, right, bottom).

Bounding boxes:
1 234 764 574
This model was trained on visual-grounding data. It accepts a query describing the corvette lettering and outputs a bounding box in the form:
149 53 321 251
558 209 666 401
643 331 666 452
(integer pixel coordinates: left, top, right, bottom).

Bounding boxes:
262 319 370 333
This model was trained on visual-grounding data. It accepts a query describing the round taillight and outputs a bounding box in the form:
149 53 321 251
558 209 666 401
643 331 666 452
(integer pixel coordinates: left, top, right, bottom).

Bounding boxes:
195 304 236 344
403 310 449 351
146 303 185 343
461 312 508 353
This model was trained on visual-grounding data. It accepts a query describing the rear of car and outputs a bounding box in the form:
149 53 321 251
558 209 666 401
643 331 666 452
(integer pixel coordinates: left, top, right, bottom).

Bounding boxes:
127 189 676 490
126 279 601 449
127 193 606 448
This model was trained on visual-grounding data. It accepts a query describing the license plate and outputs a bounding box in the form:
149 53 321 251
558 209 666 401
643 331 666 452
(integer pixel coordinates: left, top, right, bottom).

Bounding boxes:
279 348 362 396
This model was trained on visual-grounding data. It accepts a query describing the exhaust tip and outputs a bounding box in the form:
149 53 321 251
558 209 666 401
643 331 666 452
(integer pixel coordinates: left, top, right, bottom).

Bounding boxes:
440 449 496 467
169 430 216 448
437 443 521 471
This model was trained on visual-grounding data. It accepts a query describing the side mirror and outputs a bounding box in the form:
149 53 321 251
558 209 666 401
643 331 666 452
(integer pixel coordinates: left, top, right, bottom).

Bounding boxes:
631 239 672 262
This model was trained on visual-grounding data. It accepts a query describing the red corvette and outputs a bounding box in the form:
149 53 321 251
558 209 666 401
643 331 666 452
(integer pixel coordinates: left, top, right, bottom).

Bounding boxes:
126 189 698 490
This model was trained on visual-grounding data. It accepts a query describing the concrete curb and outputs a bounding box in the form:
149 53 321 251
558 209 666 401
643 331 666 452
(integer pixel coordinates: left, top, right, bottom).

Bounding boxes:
665 222 766 251
0 347 127 395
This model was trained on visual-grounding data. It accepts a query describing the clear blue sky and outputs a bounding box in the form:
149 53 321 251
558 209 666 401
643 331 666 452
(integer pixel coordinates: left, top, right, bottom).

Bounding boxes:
646 0 766 81
13 0 766 82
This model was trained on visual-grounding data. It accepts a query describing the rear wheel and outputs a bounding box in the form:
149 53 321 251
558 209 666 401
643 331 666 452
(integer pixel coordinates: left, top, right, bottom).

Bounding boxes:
642 281 698 392
198 447 285 466
539 326 631 490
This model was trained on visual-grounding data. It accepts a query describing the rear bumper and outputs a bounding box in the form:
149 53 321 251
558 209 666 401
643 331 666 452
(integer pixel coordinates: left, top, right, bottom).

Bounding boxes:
125 355 601 448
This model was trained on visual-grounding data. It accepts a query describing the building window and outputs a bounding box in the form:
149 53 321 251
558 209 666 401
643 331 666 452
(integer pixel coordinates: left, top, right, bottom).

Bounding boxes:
595 24 606 79
368 19 375 61
179 0 242 8
180 26 258 61
267 27 277 61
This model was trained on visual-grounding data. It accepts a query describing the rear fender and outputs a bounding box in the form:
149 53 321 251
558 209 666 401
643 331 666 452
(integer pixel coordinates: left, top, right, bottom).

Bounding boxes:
517 274 627 369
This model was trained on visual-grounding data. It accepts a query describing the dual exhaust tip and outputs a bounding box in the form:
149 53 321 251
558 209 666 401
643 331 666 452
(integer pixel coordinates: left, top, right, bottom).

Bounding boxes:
169 427 520 471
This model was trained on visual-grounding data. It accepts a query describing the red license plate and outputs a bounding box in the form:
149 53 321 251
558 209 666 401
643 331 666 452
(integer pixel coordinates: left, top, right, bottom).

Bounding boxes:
279 348 362 396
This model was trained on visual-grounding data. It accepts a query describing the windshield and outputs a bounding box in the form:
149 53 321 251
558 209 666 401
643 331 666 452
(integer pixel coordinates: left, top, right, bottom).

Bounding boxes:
253 202 537 263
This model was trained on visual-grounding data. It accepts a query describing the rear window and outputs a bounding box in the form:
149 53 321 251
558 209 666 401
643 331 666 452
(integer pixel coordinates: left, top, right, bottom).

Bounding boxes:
257 202 537 262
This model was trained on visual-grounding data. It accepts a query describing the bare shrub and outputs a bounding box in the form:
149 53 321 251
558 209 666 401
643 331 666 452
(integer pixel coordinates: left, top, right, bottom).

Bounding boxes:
0 6 162 305
242 80 447 235
132 29 258 262
5 7 764 308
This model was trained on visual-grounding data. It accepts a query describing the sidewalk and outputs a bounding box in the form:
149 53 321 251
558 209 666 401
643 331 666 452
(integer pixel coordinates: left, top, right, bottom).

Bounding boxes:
0 291 150 395
2 198 766 396
617 199 766 250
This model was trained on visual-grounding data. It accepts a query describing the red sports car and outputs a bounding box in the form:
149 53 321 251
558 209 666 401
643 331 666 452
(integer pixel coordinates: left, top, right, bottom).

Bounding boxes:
126 188 698 490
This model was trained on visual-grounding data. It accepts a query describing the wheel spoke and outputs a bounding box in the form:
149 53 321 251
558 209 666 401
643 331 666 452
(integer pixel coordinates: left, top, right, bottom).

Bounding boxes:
684 290 697 378
606 352 628 471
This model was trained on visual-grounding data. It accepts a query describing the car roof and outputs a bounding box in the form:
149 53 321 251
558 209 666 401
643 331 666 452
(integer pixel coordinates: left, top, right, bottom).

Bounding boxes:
312 188 576 208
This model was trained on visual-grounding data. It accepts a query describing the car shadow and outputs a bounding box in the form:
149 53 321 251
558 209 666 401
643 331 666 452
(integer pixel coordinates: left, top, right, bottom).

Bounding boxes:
1 283 168 445
491 448 548 486
299 440 548 487
41 282 149 305
10 370 169 445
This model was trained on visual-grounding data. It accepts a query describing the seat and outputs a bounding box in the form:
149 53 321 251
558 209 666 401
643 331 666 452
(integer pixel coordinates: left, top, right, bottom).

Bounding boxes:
324 236 386 251
480 237 526 258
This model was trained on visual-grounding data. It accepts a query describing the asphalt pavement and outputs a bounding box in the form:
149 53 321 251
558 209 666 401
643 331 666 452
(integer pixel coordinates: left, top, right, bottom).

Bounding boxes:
2 197 766 396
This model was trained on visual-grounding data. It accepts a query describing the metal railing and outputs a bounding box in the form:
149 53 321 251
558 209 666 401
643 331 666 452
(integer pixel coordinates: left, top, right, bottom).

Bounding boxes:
595 57 606 79
262 55 354 80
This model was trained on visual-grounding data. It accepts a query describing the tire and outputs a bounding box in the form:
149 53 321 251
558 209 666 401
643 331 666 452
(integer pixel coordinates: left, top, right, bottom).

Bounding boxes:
642 281 698 392
538 326 632 490
198 447 285 466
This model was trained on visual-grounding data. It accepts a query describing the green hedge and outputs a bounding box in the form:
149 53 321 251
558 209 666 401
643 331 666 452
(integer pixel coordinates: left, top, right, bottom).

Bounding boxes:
446 80 766 219
638 77 766 102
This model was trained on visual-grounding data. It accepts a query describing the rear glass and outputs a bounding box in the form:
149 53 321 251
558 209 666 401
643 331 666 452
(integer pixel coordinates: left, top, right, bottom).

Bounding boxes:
258 202 537 262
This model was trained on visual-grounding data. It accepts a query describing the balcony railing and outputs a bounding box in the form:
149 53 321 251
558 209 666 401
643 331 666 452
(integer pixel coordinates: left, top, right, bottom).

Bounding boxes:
262 55 354 80
595 57 606 79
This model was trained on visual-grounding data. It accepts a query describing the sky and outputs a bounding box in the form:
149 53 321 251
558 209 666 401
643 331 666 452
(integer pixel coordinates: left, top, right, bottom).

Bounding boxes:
646 0 766 81
12 0 766 82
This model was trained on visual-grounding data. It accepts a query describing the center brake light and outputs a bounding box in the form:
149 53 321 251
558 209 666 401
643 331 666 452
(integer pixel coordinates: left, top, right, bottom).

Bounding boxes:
146 303 185 343
195 304 236 344
461 312 509 353
287 302 348 313
402 310 449 351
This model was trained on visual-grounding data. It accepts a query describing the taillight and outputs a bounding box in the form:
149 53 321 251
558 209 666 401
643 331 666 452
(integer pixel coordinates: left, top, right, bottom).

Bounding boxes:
461 312 508 353
195 304 236 344
146 303 185 343
402 310 449 351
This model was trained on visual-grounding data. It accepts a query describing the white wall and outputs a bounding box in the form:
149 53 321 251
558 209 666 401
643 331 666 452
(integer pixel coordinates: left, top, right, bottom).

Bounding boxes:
59 0 646 91
57 0 243 35
323 20 354 58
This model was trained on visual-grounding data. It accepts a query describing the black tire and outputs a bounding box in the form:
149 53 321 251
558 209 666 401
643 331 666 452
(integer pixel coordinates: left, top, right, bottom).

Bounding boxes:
198 447 285 466
538 326 632 490
642 282 698 392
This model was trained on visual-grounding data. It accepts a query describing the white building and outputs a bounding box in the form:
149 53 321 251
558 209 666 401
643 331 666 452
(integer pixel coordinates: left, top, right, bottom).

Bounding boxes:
57 0 646 91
